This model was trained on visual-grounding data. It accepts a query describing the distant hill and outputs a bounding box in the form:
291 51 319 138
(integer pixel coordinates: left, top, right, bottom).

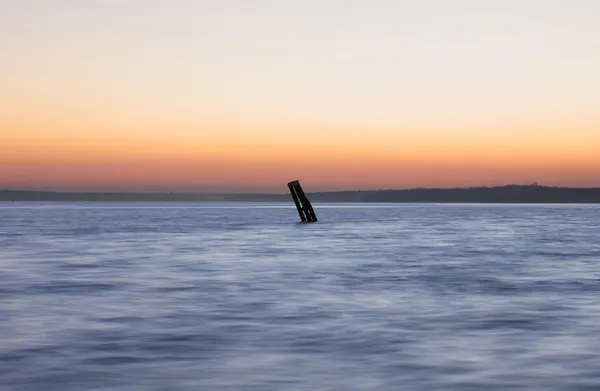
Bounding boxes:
0 190 286 202
311 185 600 203
2 185 600 203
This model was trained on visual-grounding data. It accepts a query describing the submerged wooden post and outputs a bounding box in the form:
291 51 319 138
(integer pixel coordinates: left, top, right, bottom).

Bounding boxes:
287 180 317 223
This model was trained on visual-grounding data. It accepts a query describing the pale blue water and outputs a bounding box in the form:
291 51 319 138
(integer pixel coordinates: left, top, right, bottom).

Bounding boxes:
1 202 600 390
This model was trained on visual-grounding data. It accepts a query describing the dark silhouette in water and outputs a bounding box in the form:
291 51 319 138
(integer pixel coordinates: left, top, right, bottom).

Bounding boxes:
287 180 317 222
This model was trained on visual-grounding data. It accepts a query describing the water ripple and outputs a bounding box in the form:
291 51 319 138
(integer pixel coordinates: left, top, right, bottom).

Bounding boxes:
1 202 600 390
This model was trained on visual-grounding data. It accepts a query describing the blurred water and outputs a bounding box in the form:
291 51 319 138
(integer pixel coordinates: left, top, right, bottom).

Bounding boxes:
1 202 600 390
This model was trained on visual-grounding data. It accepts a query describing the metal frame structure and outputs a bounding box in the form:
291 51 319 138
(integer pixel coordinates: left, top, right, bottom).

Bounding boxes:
287 180 317 222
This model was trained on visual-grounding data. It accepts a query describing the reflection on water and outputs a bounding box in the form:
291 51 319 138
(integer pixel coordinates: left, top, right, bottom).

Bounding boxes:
1 203 600 390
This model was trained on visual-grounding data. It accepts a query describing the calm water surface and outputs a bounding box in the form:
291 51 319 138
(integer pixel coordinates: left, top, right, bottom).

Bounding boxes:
1 202 600 390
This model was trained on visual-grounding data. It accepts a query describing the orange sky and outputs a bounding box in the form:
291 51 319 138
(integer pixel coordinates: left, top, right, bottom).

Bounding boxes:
1 1 599 192
2 113 599 192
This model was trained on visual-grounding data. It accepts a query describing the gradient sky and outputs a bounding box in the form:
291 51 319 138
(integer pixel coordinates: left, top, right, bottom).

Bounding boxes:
1 0 599 192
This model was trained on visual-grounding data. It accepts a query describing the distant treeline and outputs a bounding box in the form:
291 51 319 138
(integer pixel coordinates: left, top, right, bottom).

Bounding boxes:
2 185 600 203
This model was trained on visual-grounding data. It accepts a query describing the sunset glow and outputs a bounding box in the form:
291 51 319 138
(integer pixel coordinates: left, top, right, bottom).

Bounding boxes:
2 1 599 192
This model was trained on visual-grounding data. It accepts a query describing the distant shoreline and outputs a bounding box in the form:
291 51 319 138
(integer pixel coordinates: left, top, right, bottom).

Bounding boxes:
2 185 600 203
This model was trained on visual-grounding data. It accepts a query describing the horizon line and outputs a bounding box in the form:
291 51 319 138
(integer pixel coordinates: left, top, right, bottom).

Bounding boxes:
3 183 600 195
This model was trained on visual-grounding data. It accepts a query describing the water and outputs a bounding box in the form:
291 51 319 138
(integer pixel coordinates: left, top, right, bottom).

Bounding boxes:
1 202 600 390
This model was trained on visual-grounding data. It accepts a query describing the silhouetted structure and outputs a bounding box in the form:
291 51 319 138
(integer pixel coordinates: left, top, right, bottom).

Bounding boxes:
287 180 318 222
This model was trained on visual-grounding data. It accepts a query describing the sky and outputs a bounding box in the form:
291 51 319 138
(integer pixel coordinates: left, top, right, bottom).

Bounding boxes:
1 0 599 192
